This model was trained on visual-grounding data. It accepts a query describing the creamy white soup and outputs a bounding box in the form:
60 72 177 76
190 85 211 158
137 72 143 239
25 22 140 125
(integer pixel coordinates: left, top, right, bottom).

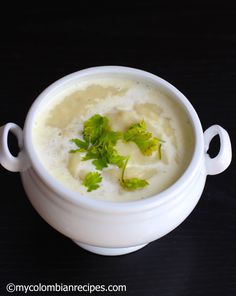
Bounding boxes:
32 77 194 201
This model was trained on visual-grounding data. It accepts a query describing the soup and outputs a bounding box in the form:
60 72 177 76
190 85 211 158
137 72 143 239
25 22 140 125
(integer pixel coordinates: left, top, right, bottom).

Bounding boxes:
32 76 194 201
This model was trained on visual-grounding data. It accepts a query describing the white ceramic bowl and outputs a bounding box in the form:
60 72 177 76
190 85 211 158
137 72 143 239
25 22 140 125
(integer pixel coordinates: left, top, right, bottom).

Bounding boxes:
0 66 232 256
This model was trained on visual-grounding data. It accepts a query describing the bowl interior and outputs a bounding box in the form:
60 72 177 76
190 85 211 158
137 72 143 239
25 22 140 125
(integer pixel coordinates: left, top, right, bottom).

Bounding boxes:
24 66 204 212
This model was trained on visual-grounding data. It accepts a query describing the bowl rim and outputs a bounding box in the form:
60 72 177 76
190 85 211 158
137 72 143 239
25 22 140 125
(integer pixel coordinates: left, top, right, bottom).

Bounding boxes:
23 66 204 213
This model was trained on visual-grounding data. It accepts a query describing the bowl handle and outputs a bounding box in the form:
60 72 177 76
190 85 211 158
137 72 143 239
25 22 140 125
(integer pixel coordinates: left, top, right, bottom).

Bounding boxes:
0 123 30 172
204 125 232 175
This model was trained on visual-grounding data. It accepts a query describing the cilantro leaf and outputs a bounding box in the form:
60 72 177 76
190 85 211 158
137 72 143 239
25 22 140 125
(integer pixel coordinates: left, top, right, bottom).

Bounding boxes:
70 138 89 153
97 130 121 147
82 146 100 160
120 157 149 191
83 114 109 144
106 145 126 168
69 149 83 153
121 178 149 191
124 120 161 156
83 172 102 192
92 158 108 170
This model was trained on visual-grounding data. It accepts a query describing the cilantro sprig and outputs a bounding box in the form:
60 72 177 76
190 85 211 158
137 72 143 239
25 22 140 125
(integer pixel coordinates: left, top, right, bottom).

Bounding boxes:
120 157 149 191
82 117 126 171
83 172 102 192
124 120 163 157
70 114 163 192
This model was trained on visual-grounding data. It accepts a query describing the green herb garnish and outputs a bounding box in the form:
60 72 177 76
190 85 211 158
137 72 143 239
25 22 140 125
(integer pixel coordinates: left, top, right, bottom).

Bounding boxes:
124 120 162 156
158 143 162 160
70 115 163 192
92 158 108 170
82 130 125 170
70 138 89 153
83 172 102 192
120 157 149 191
83 114 109 144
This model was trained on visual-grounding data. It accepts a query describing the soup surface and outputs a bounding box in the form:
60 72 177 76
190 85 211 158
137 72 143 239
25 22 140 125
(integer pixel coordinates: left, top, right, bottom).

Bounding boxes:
32 76 194 201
